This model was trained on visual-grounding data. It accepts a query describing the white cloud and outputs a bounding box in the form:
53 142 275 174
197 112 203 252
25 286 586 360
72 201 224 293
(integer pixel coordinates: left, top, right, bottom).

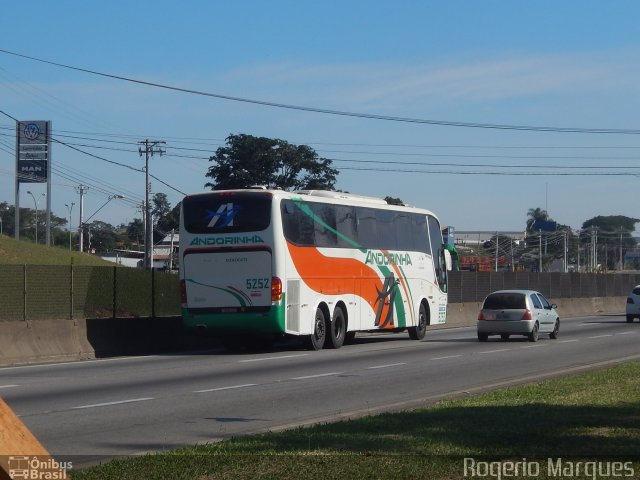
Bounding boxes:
214 50 640 112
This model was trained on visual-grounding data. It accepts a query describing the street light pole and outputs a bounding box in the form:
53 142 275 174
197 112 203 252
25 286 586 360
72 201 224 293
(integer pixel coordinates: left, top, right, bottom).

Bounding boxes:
79 195 124 252
26 191 45 244
82 195 124 226
65 202 75 251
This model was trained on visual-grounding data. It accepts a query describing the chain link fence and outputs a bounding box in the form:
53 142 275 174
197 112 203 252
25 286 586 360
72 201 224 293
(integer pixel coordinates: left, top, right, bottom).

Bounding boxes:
0 266 180 321
447 271 640 303
1 266 639 321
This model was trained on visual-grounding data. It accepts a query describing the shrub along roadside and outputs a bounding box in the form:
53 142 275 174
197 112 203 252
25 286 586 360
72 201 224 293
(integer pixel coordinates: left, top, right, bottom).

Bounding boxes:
72 361 640 480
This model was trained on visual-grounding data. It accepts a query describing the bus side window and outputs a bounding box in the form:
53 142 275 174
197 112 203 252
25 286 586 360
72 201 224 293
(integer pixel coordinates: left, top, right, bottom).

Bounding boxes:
356 207 377 249
412 215 430 254
282 201 314 246
395 213 413 251
311 203 338 248
376 209 397 250
336 206 358 247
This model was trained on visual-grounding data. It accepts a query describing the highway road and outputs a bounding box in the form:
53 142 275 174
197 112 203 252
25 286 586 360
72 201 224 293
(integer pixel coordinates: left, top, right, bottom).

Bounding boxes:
1 315 638 465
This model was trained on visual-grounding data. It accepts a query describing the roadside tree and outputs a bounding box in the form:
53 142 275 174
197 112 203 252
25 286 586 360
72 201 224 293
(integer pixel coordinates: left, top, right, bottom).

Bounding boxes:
205 134 338 191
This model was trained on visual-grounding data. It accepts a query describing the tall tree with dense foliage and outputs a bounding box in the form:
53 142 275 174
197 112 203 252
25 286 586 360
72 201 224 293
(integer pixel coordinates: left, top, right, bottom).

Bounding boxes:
205 134 338 191
526 207 552 233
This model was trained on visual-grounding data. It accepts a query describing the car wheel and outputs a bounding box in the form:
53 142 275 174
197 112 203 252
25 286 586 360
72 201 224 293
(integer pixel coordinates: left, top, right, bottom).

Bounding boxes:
500 334 510 341
528 322 539 342
477 332 488 342
550 319 560 339
627 314 634 323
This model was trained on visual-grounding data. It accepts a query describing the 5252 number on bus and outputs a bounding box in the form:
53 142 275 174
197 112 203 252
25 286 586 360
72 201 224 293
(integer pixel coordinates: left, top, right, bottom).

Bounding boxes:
246 278 270 289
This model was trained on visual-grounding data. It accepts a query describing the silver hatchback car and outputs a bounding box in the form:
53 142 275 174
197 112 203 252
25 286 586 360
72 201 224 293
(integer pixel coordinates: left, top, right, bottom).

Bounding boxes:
625 285 640 323
477 289 560 342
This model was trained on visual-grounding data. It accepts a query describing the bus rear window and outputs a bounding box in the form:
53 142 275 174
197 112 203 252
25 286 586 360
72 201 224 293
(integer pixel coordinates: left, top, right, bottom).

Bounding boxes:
182 193 272 233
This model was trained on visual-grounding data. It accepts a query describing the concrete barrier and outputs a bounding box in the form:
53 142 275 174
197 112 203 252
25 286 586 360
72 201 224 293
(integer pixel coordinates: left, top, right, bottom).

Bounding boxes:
0 297 628 367
0 317 214 367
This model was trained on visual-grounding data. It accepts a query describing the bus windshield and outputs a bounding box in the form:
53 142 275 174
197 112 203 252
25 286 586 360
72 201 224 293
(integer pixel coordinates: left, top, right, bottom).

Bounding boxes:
182 192 272 234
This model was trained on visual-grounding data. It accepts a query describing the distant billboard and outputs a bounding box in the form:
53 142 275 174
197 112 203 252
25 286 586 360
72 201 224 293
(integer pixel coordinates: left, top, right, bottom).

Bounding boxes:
530 220 557 232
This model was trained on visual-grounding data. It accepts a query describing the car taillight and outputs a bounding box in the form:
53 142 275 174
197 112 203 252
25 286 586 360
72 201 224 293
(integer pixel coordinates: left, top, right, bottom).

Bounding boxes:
627 297 634 304
180 279 187 304
477 311 486 321
271 276 282 302
521 309 532 320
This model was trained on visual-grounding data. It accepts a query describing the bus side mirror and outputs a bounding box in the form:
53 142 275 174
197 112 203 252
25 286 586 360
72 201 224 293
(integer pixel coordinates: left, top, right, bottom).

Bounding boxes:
444 249 452 271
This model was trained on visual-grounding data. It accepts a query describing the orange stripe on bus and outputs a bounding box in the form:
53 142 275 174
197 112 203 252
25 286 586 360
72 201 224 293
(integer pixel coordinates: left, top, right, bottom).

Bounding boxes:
286 242 394 327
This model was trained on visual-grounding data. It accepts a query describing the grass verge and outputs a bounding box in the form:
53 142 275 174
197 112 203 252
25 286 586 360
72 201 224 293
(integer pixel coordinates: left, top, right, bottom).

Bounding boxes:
72 361 640 479
0 234 114 265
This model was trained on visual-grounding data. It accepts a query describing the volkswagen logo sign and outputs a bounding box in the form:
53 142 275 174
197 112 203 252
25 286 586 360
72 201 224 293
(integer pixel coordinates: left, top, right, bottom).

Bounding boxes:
23 123 40 140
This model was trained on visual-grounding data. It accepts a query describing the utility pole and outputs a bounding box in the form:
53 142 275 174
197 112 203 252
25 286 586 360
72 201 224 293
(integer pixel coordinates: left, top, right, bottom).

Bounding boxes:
591 227 597 272
538 229 542 272
494 232 499 272
76 185 89 252
563 230 567 273
139 140 165 270
620 227 624 271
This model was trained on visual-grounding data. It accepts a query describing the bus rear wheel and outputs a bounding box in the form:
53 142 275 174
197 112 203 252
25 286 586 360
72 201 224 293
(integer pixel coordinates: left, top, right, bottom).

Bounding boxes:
325 307 346 349
409 303 428 340
306 307 327 350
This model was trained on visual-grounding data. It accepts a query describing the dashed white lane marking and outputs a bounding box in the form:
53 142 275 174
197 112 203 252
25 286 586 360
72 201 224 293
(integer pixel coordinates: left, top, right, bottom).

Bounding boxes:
588 334 613 339
522 344 548 349
291 372 341 380
431 355 462 360
194 384 257 393
616 331 637 335
558 339 579 343
0 384 19 389
73 397 154 410
368 363 407 369
479 349 510 354
240 354 309 363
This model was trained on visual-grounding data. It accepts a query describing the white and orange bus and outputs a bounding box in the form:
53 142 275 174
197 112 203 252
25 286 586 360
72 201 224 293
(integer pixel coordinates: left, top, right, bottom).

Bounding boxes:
179 188 451 350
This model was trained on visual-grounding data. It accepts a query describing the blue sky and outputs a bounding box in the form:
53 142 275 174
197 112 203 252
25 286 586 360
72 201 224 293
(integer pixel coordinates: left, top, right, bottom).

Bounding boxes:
1 1 640 234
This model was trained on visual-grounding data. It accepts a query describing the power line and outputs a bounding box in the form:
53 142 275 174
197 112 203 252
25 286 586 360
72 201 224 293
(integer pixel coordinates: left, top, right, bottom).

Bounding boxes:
337 166 637 176
3 48 640 135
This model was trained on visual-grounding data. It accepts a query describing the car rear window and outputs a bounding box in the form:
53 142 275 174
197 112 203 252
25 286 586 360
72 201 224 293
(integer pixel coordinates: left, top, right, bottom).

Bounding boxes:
483 293 526 310
633 287 640 295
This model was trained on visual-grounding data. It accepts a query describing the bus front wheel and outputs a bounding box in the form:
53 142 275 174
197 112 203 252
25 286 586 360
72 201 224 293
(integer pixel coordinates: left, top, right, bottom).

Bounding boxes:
306 307 327 350
408 303 428 340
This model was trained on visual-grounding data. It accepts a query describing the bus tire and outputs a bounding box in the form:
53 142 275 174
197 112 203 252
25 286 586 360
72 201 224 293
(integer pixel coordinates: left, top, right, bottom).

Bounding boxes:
306 307 327 351
408 303 428 340
325 307 346 349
